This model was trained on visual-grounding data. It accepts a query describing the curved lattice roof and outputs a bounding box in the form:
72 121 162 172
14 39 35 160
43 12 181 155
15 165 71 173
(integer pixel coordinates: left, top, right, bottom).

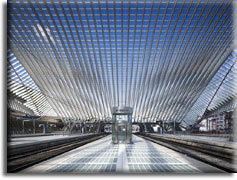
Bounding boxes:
7 50 57 116
7 0 236 124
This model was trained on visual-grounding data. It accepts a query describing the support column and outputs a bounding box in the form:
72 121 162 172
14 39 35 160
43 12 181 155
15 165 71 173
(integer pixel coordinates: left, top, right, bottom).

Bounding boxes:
33 119 35 134
22 120 24 134
162 121 164 134
174 120 176 134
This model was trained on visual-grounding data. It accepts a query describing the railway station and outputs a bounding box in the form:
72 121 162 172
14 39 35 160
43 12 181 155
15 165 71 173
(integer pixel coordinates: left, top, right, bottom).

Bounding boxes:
7 0 237 173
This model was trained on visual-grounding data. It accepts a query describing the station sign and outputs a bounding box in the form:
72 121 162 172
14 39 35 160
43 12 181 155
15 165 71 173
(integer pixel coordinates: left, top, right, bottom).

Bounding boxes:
111 107 133 114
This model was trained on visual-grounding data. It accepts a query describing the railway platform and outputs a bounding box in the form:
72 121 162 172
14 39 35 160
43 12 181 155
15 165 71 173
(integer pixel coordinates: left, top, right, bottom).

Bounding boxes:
21 135 225 173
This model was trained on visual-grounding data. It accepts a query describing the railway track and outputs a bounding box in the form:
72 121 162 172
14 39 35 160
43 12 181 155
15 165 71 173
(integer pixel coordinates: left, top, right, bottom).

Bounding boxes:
137 133 237 173
7 133 109 173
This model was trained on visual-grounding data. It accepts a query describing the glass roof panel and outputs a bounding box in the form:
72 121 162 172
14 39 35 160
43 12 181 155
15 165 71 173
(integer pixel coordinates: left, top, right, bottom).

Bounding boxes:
7 0 236 123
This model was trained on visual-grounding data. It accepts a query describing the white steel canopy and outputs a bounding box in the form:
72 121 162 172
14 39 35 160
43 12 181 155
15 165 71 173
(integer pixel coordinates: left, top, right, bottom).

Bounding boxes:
7 0 236 125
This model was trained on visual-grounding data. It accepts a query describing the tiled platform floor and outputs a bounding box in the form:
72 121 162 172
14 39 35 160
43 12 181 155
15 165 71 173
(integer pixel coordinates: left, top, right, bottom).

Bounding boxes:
22 135 225 173
126 137 200 173
47 136 119 173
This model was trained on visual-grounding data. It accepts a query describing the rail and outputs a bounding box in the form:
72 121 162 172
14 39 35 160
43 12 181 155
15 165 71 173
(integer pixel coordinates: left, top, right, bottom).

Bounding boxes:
7 133 109 173
136 133 237 173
